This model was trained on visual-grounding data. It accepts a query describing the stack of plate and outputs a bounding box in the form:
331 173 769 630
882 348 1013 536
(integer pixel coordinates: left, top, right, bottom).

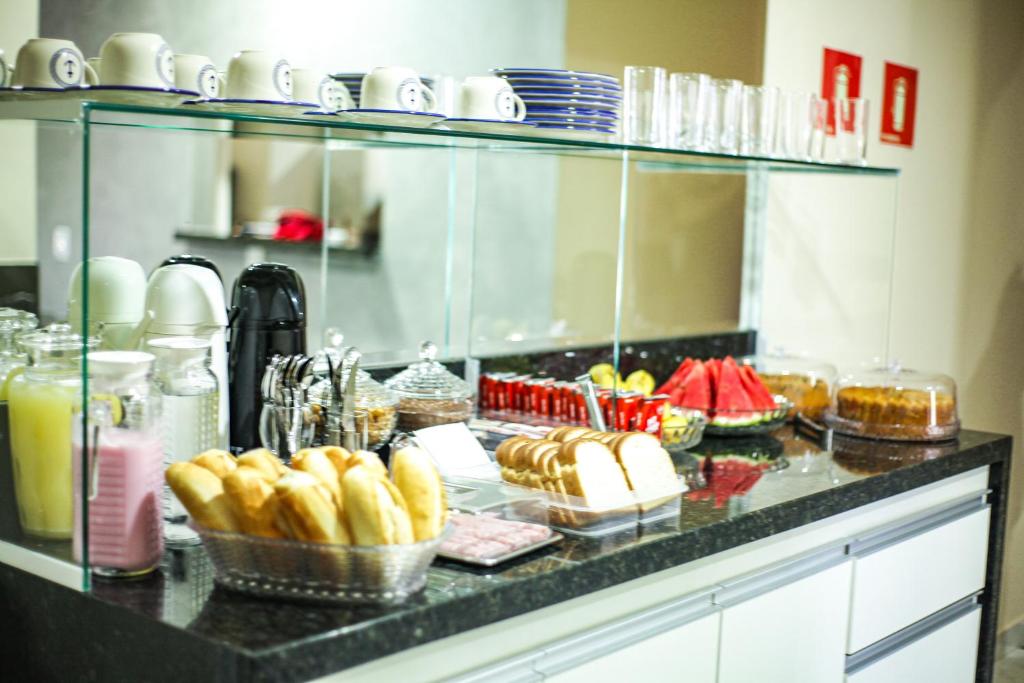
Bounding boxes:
330 72 436 110
492 68 620 137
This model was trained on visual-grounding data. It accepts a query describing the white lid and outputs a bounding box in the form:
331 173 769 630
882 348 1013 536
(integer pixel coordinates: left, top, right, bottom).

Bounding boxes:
144 264 228 333
88 350 154 379
67 256 147 326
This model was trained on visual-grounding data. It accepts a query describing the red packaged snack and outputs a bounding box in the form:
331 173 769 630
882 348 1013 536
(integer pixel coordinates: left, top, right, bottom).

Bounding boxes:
638 394 670 437
507 375 531 412
571 385 587 424
526 378 555 416
596 389 613 427
550 381 569 419
615 392 643 431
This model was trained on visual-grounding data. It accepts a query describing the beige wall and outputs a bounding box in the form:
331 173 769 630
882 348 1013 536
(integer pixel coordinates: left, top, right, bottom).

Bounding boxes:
955 0 1024 633
557 0 766 344
762 0 1024 631
0 0 38 264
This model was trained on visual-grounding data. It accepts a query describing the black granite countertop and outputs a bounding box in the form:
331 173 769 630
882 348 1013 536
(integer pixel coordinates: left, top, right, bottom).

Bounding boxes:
0 427 1011 683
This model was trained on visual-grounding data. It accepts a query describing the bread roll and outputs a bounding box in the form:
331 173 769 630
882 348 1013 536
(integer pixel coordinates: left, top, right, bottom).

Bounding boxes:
350 450 388 478
222 466 284 538
273 471 350 544
321 446 353 479
343 465 414 545
191 449 237 479
291 448 343 509
237 448 288 482
391 446 446 541
165 462 238 532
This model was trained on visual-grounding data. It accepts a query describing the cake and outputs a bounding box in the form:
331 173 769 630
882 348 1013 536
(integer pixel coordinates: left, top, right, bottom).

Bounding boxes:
759 373 831 421
835 386 956 427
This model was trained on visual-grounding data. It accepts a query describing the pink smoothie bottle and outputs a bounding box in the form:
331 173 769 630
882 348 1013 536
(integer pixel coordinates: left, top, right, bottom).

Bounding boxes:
73 351 163 577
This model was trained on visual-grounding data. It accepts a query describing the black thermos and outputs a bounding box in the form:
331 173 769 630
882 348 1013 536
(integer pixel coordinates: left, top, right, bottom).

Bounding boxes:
228 263 306 452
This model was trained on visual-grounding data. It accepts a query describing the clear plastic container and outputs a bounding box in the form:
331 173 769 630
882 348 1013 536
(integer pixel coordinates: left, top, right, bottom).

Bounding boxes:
824 363 960 441
462 465 686 536
741 354 837 422
193 522 450 604
385 341 474 432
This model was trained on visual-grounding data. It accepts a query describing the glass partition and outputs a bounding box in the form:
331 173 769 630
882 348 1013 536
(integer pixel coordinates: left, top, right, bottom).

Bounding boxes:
0 103 900 590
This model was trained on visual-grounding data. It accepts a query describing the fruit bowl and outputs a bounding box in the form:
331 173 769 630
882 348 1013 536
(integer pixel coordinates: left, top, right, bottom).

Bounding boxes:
703 396 792 436
661 407 707 450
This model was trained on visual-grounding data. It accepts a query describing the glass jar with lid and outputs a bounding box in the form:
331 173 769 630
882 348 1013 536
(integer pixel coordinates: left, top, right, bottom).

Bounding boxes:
384 341 474 432
740 354 837 422
0 308 39 539
824 362 960 441
0 307 39 401
7 323 97 538
72 351 164 577
307 363 398 451
148 337 219 545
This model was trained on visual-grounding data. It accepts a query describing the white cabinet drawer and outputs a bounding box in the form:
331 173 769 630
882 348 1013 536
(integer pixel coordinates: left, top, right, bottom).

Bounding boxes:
847 505 989 653
847 605 981 683
534 590 719 683
718 557 853 683
543 611 720 683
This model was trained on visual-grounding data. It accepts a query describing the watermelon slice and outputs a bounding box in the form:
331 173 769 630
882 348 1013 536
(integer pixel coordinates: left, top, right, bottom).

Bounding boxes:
676 360 711 411
654 357 694 395
706 358 721 408
714 357 754 423
739 365 777 411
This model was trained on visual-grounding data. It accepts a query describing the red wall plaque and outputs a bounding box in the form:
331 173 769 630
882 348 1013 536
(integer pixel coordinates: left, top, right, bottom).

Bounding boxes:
880 61 918 147
821 48 863 135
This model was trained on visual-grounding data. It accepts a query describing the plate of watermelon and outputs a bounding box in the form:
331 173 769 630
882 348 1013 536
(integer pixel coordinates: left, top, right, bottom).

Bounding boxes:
655 356 792 436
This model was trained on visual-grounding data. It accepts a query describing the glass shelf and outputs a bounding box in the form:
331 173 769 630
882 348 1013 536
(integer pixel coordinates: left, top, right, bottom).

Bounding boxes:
0 98 900 176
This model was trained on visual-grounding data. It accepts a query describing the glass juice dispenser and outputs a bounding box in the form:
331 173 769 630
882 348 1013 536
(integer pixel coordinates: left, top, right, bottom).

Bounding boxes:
7 323 97 539
72 351 164 577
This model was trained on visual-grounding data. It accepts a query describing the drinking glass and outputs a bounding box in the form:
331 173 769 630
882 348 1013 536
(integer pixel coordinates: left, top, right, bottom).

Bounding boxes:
710 78 742 154
667 72 710 150
808 96 828 161
834 97 869 165
623 65 667 146
779 91 813 160
740 85 779 156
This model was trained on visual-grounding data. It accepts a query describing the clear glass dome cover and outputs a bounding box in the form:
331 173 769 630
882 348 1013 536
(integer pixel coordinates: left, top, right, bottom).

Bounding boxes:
740 353 837 422
825 361 959 441
384 341 472 400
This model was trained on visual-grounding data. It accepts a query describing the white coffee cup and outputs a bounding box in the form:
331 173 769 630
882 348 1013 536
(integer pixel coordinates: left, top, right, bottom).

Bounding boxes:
292 68 338 111
225 50 291 102
360 66 435 112
99 32 175 89
0 50 13 87
458 76 525 121
174 54 219 98
12 38 95 88
87 57 101 79
333 81 355 110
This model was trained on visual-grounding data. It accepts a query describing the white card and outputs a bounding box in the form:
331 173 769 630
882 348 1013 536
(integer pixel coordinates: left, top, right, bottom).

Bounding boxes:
413 422 495 478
